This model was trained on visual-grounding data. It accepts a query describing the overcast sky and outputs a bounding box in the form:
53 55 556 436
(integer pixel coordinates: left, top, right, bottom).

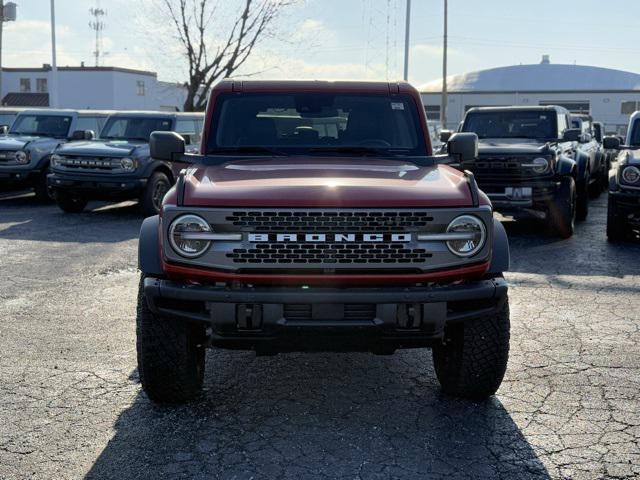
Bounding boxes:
4 0 640 88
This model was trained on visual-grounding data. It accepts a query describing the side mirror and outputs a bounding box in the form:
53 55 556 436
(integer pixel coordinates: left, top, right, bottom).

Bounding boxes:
603 136 621 150
439 130 453 143
70 129 94 141
0 125 8 135
448 132 478 162
562 128 581 142
150 131 185 161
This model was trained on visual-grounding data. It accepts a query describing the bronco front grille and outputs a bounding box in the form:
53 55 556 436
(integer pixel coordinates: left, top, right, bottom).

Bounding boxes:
225 211 434 232
463 157 553 183
226 242 432 264
55 156 119 171
283 304 376 320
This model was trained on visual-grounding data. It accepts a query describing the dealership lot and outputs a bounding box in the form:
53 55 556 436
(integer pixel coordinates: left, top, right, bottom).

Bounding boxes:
0 192 639 480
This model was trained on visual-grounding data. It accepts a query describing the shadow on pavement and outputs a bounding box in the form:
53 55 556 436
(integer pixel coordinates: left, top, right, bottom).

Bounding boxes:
85 351 550 479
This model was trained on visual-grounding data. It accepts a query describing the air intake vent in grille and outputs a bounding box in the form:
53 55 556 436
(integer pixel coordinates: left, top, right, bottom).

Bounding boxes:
226 243 432 264
283 304 376 321
226 211 434 232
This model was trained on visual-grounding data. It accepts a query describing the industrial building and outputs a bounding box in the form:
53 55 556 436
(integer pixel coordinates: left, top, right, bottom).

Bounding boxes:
0 65 188 111
420 57 640 135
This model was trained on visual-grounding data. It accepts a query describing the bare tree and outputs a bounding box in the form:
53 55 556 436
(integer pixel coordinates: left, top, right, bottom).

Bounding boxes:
161 0 290 111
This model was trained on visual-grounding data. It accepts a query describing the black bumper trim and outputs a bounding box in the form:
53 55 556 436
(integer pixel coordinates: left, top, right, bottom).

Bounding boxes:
48 172 147 195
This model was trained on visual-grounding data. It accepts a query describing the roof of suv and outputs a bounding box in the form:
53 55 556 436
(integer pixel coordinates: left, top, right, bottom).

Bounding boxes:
466 105 570 115
105 111 203 119
212 79 418 94
18 108 113 117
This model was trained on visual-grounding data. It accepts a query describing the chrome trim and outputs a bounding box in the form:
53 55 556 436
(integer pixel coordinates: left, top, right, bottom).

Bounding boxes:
178 232 242 241
417 232 476 241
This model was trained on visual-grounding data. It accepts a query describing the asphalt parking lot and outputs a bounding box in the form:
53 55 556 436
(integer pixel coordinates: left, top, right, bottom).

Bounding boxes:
0 192 639 480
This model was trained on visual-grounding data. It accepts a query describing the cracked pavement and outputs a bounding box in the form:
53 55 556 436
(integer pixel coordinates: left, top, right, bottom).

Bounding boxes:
0 192 638 479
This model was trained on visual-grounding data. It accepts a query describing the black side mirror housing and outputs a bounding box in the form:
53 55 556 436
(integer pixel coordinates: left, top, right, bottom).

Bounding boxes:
439 130 453 143
562 128 581 142
603 135 621 150
150 131 186 161
448 132 478 162
0 125 8 135
70 129 94 141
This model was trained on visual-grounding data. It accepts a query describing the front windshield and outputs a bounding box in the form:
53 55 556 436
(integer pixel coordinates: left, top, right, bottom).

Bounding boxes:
462 111 557 139
100 116 173 141
207 92 427 156
0 113 17 127
10 114 72 138
629 121 640 146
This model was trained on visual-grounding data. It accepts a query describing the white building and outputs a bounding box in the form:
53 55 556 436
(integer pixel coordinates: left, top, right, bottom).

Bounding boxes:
420 57 640 135
0 65 189 111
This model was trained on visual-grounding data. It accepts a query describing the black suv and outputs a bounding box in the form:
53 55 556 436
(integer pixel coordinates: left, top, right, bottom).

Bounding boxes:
48 111 203 215
571 114 607 197
455 106 594 237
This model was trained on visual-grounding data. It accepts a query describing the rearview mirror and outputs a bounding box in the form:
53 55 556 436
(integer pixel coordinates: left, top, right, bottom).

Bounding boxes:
562 128 581 142
70 129 95 141
448 132 478 162
603 136 621 150
150 131 185 161
439 130 453 142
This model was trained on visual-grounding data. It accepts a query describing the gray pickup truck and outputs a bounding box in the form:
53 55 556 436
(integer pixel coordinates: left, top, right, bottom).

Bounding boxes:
0 109 110 200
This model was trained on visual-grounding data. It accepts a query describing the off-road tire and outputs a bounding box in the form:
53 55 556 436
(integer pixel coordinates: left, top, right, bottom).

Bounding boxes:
33 171 54 203
432 297 510 400
576 178 589 221
140 172 171 217
548 176 576 239
55 191 88 213
606 195 627 242
136 275 206 403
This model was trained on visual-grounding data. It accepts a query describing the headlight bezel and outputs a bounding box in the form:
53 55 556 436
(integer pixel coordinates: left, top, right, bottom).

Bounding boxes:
120 157 136 171
445 214 487 258
621 165 640 186
14 150 29 164
168 214 212 258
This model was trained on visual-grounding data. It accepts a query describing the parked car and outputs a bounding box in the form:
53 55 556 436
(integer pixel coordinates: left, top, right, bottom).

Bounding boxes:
604 111 640 240
0 109 111 201
0 107 27 132
48 111 204 215
137 80 511 403
570 114 607 197
455 106 587 237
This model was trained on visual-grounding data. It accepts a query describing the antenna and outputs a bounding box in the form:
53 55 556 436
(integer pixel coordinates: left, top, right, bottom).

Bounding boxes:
89 5 106 67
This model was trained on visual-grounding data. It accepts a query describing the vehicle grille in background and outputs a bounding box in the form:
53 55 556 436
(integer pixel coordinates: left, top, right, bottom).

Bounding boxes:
226 242 432 264
463 157 552 182
0 151 16 163
283 304 376 321
55 156 119 171
225 211 434 232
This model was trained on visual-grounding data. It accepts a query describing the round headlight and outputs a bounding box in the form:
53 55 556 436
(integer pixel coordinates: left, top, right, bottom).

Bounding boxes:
14 150 28 164
445 215 486 257
622 166 640 185
531 157 549 174
120 157 135 171
169 214 212 258
50 154 62 166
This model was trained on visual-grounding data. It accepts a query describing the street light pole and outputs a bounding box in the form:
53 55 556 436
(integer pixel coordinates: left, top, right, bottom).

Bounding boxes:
49 0 58 108
440 0 448 129
403 0 411 81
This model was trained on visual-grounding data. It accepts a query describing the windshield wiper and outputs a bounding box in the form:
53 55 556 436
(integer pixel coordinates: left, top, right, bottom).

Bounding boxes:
209 146 288 156
307 146 407 156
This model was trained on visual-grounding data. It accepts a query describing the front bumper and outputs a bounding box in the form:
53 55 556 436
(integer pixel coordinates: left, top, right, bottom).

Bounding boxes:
0 167 40 186
143 276 508 353
48 172 147 199
610 188 640 225
480 181 560 211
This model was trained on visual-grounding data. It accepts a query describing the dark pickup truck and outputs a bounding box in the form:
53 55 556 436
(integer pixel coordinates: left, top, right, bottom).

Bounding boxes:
48 111 203 215
136 80 511 403
455 106 594 237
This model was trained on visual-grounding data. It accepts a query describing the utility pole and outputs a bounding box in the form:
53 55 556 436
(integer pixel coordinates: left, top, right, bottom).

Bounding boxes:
89 6 106 67
440 0 448 129
0 1 17 107
50 0 58 108
403 0 411 81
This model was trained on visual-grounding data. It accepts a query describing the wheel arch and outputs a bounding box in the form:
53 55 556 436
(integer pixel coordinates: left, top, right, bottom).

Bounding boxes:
138 215 164 276
487 220 510 275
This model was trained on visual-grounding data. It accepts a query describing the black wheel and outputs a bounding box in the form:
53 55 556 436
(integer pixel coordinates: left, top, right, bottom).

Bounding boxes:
33 171 54 203
548 176 576 239
432 296 510 400
576 178 589 221
136 275 206 403
140 172 170 217
55 191 88 213
606 195 627 241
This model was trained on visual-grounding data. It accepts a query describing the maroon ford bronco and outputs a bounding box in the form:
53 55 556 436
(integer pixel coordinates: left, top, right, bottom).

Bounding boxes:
137 80 510 403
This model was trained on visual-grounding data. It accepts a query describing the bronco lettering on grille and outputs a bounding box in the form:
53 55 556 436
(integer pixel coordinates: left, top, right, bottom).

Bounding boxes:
248 233 412 243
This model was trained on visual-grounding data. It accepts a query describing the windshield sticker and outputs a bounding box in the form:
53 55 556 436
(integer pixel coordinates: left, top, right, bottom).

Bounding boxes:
391 102 405 110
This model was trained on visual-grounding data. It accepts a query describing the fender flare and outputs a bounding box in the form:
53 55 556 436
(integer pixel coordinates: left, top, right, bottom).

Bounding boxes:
138 215 164 276
488 220 510 275
557 156 576 177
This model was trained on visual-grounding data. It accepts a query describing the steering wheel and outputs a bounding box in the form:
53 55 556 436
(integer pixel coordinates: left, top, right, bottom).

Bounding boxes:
355 139 392 147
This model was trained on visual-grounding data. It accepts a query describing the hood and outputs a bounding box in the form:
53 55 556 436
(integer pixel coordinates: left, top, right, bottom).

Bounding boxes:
477 138 550 156
55 139 147 157
0 134 52 151
180 158 476 208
